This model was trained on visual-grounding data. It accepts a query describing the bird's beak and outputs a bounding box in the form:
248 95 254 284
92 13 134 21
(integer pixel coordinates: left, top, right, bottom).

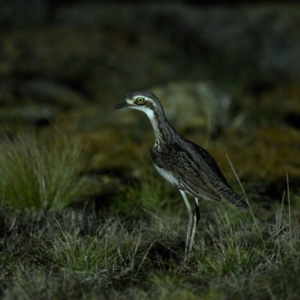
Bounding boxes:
114 102 129 109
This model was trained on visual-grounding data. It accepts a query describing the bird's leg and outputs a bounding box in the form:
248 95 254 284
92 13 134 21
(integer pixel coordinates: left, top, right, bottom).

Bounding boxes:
188 198 200 252
180 190 193 262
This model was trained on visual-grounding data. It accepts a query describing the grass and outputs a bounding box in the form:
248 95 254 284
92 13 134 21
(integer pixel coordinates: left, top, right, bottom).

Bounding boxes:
1 167 300 299
0 124 299 299
113 168 177 217
1 209 299 299
0 132 88 210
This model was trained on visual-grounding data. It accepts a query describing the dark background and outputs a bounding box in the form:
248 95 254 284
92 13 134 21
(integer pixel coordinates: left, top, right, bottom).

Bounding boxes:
1 0 300 131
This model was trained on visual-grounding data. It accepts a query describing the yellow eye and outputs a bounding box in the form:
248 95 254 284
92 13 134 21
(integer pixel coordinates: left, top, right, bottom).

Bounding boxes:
135 97 145 105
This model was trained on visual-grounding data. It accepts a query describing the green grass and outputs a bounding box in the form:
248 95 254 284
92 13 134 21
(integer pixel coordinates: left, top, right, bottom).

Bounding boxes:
0 133 299 299
1 180 300 299
113 168 177 217
0 132 88 210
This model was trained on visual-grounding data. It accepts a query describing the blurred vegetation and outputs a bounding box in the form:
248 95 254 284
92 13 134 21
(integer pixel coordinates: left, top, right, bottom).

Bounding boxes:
0 132 89 211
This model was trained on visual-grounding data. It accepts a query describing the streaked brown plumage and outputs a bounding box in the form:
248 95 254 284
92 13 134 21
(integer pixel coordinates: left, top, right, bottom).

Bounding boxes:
114 91 248 261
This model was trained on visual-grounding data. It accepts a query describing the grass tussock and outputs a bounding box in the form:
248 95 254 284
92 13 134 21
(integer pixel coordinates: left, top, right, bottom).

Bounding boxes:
113 168 177 217
0 133 88 210
1 183 300 300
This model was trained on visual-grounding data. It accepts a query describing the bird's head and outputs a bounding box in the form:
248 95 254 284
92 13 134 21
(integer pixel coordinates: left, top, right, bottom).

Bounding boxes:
114 91 162 119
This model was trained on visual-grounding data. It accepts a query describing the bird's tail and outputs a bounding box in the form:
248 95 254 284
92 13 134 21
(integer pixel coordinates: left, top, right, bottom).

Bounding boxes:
221 185 249 209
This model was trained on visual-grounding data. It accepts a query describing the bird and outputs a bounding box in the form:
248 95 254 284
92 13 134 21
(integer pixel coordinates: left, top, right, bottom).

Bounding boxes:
114 91 248 262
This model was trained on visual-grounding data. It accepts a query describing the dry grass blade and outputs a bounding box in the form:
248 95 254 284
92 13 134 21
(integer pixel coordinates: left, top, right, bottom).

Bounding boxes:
225 150 256 225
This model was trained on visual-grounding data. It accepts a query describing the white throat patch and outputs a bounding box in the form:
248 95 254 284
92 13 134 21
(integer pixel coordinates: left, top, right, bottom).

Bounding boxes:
144 108 155 121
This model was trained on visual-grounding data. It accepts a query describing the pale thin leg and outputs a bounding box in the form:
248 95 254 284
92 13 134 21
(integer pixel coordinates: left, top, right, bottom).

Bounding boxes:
180 190 193 262
189 198 200 252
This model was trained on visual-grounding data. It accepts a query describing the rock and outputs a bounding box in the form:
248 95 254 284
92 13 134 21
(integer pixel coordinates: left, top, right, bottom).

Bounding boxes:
0 79 87 109
0 104 56 127
149 81 239 135
19 79 87 108
0 78 88 126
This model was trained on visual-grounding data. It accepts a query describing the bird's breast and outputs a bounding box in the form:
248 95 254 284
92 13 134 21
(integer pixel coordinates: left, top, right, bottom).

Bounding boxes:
153 163 180 188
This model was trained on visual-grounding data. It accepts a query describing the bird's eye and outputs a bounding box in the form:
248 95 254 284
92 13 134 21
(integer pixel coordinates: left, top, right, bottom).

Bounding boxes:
135 97 145 105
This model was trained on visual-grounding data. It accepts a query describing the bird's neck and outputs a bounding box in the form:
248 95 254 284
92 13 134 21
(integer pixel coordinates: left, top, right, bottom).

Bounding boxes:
145 109 181 148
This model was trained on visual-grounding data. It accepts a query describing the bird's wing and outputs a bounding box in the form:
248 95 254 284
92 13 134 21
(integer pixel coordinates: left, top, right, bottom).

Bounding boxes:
183 140 231 188
183 140 248 209
150 145 222 201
